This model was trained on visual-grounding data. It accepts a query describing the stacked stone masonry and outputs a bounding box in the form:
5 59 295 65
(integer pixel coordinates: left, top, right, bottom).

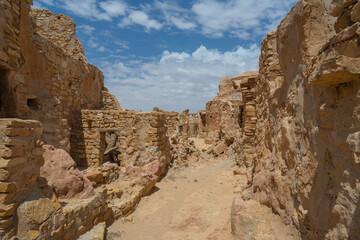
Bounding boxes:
205 75 244 145
0 119 43 239
197 110 207 138
164 111 179 137
237 72 258 169
30 9 86 62
0 0 359 239
0 0 104 152
102 90 122 111
71 109 171 167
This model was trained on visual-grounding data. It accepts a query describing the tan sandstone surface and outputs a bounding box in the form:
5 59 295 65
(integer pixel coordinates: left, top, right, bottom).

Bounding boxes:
251 0 360 239
107 140 299 240
0 0 359 239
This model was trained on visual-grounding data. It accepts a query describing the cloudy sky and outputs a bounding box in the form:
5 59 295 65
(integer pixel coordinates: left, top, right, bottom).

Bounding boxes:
32 0 297 112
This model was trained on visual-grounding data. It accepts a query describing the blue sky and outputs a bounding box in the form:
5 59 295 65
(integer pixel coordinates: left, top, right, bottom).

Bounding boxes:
32 0 297 112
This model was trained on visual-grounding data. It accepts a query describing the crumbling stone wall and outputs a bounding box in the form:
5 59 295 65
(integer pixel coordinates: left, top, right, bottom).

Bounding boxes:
251 0 360 239
0 119 44 239
205 76 242 145
163 109 198 139
205 73 257 149
188 113 199 138
0 120 111 240
164 111 179 137
0 0 103 152
237 72 257 168
72 109 171 168
30 8 86 62
178 109 190 139
102 90 122 111
197 110 207 138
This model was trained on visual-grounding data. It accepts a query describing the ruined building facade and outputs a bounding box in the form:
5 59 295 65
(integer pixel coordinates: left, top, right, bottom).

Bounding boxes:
0 1 173 239
0 0 359 239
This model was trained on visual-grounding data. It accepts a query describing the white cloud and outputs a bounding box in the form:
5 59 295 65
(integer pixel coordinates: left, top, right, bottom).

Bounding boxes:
33 0 296 37
32 2 46 9
100 0 127 17
98 46 106 52
36 0 55 6
36 0 111 21
154 1 197 30
168 16 197 30
119 10 163 31
88 39 99 48
192 0 297 38
63 0 111 20
113 39 129 49
101 44 260 112
160 51 190 63
78 25 95 35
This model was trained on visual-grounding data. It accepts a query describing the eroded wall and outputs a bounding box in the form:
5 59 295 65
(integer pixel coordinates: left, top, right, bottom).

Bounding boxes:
204 73 257 163
252 0 360 239
0 119 44 238
0 1 104 152
71 109 171 169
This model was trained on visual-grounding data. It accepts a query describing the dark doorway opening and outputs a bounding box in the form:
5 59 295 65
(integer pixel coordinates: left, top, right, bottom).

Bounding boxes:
238 106 244 128
0 67 9 117
200 113 206 126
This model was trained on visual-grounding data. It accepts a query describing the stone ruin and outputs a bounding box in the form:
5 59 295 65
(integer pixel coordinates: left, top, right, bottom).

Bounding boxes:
0 0 359 239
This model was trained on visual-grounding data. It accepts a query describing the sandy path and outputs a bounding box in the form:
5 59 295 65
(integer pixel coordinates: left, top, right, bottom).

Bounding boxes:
107 156 246 240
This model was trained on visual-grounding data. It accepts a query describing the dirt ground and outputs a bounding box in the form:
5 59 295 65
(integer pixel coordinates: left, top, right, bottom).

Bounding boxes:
107 139 247 240
106 138 300 240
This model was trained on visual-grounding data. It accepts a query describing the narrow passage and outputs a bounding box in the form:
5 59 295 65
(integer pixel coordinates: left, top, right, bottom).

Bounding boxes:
107 139 247 240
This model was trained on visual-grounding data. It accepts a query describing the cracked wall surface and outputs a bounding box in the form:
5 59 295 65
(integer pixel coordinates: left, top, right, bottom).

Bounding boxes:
252 0 360 239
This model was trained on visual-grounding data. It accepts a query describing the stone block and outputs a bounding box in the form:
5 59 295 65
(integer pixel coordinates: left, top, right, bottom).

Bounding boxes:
0 203 17 217
28 230 40 240
85 171 104 184
330 0 357 17
3 137 30 147
1 147 23 159
0 157 26 169
0 216 13 229
6 127 31 138
0 170 10 181
214 142 227 156
0 192 15 204
0 182 16 193
22 198 56 225
351 2 360 22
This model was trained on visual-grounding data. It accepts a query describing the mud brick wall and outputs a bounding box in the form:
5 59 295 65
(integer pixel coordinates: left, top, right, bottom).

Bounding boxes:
0 119 44 239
